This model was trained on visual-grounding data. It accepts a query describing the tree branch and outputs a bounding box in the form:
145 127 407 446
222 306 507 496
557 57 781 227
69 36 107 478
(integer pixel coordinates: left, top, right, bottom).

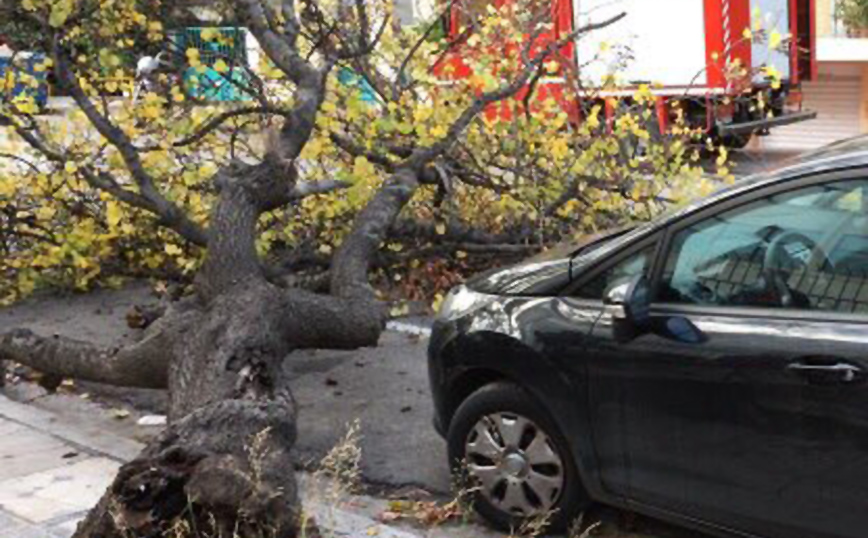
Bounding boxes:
289 179 350 199
0 329 169 389
49 39 208 246
236 0 334 164
139 106 291 151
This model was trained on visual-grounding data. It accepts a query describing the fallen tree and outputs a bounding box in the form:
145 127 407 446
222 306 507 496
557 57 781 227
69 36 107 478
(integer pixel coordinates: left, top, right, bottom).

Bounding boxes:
0 0 630 535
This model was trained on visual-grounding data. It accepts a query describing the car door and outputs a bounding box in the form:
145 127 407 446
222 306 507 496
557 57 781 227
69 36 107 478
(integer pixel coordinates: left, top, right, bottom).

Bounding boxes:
582 174 868 538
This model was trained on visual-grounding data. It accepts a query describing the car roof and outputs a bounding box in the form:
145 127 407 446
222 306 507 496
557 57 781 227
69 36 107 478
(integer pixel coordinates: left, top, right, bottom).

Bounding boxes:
648 136 868 231
768 134 868 179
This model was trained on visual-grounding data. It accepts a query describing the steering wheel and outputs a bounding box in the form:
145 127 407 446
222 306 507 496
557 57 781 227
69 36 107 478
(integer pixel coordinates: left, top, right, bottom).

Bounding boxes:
762 231 830 308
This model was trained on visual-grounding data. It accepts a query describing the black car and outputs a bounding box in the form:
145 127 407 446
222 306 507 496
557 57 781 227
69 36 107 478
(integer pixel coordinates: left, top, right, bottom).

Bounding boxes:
428 138 868 538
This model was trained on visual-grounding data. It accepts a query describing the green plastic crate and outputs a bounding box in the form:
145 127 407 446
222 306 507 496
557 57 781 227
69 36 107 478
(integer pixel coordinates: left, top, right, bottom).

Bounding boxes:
170 27 252 101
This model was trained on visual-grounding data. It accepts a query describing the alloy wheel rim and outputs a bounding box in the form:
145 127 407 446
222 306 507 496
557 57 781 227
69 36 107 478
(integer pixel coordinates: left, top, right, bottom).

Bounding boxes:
464 412 565 517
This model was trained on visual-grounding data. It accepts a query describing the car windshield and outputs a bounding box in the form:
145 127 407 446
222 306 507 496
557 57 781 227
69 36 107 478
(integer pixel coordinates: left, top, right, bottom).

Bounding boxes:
529 172 781 268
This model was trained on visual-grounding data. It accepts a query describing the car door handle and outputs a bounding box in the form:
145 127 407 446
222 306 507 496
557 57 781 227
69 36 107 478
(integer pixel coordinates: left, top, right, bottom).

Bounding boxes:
787 362 863 383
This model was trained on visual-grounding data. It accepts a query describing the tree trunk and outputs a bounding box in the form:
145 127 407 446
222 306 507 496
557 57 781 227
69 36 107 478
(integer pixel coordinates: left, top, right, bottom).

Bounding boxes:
1 162 385 538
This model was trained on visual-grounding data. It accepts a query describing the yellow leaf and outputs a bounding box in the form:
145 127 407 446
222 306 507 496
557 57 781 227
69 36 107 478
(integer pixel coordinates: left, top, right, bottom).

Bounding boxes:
165 244 183 256
0 178 15 197
49 0 73 27
214 59 229 73
106 202 122 228
769 29 782 49
36 206 56 220
430 125 447 138
65 162 78 174
435 223 446 235
201 27 218 42
186 48 201 67
716 146 728 167
110 408 131 420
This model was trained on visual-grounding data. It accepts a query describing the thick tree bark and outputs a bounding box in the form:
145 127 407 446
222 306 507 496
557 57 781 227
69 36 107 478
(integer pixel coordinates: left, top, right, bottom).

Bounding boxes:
0 329 170 389
330 167 420 300
74 390 300 538
0 301 201 390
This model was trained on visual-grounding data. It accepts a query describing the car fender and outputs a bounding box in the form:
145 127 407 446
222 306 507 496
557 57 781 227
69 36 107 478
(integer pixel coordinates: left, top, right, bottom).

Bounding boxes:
436 328 608 500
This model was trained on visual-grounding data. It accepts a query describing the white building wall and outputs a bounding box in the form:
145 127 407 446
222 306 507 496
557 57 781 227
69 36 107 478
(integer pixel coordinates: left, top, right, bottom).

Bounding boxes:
394 0 436 25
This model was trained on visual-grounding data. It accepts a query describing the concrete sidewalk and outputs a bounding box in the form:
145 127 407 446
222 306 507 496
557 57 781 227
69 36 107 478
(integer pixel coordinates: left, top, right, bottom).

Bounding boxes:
0 395 136 538
0 394 496 538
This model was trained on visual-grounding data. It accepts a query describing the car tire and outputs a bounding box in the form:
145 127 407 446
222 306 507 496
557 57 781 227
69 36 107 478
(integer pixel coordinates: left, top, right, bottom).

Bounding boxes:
447 382 588 532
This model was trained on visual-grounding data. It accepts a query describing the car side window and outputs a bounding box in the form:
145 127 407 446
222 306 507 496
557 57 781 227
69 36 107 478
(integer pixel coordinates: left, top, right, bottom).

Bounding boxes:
576 248 652 300
659 179 868 313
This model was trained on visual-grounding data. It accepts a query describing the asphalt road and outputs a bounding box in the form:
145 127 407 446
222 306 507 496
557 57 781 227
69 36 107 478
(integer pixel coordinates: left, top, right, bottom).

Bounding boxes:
287 329 453 492
729 147 801 177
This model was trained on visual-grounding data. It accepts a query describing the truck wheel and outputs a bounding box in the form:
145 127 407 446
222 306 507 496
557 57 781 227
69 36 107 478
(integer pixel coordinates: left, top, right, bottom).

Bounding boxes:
447 382 588 532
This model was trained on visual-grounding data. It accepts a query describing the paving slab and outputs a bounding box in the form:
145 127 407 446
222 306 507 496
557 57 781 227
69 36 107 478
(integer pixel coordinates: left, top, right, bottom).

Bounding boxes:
0 524 66 538
0 429 89 481
0 457 119 523
0 394 143 462
0 511 32 536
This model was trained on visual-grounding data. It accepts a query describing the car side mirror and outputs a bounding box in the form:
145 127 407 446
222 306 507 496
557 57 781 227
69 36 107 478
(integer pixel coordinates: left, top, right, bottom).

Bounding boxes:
604 275 706 345
604 275 651 343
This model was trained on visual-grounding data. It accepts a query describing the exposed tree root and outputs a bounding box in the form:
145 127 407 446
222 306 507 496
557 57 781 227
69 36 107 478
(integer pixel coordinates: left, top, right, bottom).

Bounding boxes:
74 396 300 538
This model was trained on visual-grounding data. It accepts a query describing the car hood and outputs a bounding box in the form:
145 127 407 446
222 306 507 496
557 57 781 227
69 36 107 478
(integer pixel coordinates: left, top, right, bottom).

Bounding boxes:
464 226 632 296
464 258 572 296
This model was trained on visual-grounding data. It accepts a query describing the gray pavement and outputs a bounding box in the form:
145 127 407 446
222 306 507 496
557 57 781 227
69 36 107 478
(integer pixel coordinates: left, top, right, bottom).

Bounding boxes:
0 395 129 538
288 330 451 493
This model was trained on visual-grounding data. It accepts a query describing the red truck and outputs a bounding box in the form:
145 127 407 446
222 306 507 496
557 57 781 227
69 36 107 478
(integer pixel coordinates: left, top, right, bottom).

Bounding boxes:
438 0 818 147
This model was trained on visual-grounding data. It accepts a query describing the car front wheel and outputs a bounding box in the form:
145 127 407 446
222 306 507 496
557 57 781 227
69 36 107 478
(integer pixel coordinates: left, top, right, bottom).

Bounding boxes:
447 382 588 532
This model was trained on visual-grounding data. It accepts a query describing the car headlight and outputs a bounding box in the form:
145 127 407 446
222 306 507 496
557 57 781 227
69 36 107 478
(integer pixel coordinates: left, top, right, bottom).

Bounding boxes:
437 285 493 322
